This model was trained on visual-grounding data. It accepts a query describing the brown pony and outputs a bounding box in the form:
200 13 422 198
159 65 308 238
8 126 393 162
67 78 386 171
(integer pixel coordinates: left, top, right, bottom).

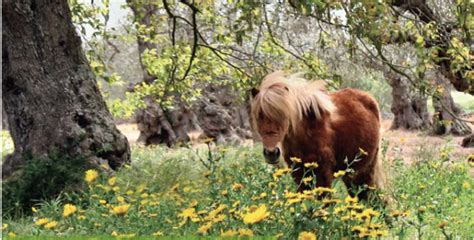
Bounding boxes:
250 71 384 200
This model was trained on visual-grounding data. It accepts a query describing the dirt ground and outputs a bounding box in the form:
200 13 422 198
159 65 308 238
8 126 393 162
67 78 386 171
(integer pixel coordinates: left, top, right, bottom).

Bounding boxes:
117 118 473 165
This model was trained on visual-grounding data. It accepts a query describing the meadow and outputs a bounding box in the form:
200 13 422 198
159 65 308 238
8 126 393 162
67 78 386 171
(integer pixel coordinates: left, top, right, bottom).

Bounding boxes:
2 137 473 239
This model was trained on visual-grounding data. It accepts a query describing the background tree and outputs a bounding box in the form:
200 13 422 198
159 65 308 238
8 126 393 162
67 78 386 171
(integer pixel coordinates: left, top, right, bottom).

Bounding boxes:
289 0 473 144
71 0 472 146
2 0 130 214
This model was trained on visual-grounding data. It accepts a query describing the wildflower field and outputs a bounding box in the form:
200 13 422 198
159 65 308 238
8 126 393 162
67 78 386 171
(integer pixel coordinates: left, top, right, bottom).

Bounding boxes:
2 140 473 239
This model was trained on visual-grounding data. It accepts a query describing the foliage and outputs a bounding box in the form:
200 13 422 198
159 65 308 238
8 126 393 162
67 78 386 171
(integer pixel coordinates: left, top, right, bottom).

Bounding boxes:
2 153 90 218
69 1 473 122
3 144 473 238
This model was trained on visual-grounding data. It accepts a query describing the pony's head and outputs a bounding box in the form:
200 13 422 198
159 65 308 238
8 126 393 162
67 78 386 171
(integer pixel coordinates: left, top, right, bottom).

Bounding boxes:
250 71 335 164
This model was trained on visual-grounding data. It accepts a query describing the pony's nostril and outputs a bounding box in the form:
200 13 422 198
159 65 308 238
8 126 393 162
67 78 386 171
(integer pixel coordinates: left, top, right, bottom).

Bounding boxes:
263 147 281 164
274 147 280 156
263 148 279 156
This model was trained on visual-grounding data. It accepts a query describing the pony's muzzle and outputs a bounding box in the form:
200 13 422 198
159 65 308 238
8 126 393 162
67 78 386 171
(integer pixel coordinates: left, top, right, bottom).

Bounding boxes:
263 147 280 164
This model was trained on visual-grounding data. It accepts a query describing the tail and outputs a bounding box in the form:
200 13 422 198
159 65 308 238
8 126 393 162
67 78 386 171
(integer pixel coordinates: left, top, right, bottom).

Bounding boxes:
372 147 387 190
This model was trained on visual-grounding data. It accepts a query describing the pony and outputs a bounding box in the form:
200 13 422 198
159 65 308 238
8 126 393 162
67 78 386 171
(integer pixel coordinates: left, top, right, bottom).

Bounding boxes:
250 71 384 200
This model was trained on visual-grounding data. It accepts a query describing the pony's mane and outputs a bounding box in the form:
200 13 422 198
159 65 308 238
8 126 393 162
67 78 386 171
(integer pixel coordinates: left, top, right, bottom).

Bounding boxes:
251 71 336 132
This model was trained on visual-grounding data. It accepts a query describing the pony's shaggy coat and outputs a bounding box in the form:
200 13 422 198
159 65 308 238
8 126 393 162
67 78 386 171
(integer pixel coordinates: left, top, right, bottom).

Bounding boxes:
252 71 384 199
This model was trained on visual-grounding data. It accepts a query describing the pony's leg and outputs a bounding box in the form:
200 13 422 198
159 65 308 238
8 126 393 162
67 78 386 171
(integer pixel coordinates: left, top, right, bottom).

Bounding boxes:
343 171 385 206
314 167 334 199
343 174 374 200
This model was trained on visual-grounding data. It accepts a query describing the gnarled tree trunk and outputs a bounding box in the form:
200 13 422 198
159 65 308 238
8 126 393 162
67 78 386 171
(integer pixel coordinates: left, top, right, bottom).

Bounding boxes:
127 1 251 146
431 75 471 135
2 0 130 191
391 0 474 146
385 72 431 130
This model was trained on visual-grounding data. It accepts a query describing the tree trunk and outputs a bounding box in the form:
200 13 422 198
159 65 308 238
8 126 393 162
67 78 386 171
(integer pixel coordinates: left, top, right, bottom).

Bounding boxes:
385 72 431 130
461 134 474 147
2 105 8 131
2 1 130 179
431 75 472 136
127 2 252 146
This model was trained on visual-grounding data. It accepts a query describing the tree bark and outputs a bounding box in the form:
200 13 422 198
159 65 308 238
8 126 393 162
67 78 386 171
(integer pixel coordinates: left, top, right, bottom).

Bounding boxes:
391 0 474 95
127 2 252 146
385 72 431 130
2 0 130 178
431 75 471 135
461 134 474 147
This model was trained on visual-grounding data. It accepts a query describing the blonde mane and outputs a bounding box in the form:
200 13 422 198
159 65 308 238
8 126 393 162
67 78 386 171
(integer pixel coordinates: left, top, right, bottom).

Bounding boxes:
251 71 336 132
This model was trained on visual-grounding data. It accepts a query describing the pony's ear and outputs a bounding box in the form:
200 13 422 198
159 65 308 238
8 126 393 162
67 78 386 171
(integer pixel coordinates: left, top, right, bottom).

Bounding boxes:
251 88 259 97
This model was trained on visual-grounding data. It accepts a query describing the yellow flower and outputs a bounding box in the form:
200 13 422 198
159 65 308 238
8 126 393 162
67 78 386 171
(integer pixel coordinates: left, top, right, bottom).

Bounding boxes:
333 170 346 178
111 204 131 215
178 207 200 222
351 225 367 233
462 181 470 189
111 231 118 236
358 148 368 156
44 220 58 229
437 221 448 229
221 229 238 237
322 199 341 205
298 231 317 240
304 162 319 168
273 167 291 179
108 177 116 186
290 157 302 163
374 229 389 237
232 183 244 191
468 154 474 167
275 232 284 238
189 199 199 207
62 204 77 218
2 224 8 230
8 232 16 237
212 214 226 223
117 196 125 203
197 222 213 235
345 196 358 204
77 215 86 220
152 231 163 236
32 207 38 213
302 176 313 184
287 198 302 205
205 204 227 220
232 200 240 208
35 218 49 226
238 228 254 237
312 187 336 196
221 190 228 196
99 199 107 204
84 169 99 184
243 204 270 224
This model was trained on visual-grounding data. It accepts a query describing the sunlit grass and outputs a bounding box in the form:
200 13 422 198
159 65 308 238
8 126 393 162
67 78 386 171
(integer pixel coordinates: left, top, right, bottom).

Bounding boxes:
1 130 14 160
2 142 473 239
428 90 474 113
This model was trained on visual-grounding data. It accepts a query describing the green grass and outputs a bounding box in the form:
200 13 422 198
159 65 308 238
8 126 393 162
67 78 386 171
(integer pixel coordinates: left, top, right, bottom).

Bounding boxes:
2 142 473 239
